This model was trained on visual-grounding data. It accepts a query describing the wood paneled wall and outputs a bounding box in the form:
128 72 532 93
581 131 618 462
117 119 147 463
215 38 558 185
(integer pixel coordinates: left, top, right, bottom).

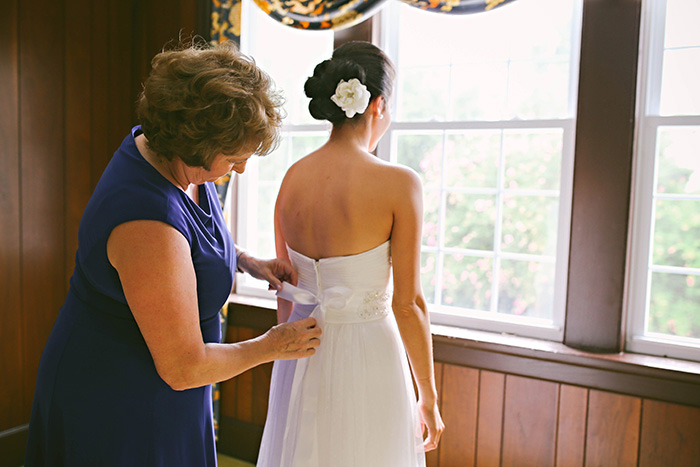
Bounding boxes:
0 0 206 464
219 321 700 467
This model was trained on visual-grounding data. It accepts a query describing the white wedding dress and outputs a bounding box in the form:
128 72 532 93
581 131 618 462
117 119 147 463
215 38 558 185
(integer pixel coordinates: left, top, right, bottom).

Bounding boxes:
257 240 425 467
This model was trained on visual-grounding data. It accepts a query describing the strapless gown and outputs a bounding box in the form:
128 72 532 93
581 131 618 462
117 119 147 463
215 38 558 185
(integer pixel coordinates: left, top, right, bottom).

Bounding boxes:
257 241 425 467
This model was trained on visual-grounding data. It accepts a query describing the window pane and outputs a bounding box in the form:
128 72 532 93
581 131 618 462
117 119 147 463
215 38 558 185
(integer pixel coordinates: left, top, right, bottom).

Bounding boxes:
503 129 563 191
441 254 492 311
396 67 450 121
664 0 700 49
501 195 559 256
256 183 279 258
444 130 500 187
450 63 508 121
395 132 443 188
659 48 700 116
423 189 441 248
505 0 575 60
655 127 700 195
498 259 555 320
648 272 700 339
258 136 289 182
444 193 496 251
652 199 700 269
290 133 328 163
397 8 453 68
506 60 570 119
421 251 438 305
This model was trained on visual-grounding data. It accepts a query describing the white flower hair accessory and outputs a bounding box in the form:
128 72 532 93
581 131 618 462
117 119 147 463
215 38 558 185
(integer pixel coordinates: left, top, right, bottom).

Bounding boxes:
330 78 371 118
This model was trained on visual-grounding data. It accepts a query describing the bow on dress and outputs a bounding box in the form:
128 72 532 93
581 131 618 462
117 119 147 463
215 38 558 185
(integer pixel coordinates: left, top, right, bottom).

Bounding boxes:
275 281 354 466
276 281 354 321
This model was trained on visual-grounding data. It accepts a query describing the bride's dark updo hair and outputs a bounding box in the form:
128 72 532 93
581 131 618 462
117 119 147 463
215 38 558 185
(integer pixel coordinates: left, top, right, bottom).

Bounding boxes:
304 41 395 124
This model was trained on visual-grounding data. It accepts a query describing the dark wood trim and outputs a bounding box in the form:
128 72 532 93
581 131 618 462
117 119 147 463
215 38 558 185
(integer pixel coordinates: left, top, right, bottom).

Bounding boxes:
0 424 28 467
227 295 279 330
20 0 67 422
226 301 700 408
564 0 642 352
197 0 213 42
333 17 374 48
433 332 700 409
217 417 264 464
0 0 24 434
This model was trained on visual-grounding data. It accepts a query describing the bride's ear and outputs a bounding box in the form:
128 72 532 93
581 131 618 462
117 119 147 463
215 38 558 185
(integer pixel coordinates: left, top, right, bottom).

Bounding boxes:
371 96 386 119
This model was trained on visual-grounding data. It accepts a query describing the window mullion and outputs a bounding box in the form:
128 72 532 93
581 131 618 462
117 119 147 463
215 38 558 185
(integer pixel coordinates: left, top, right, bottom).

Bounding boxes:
434 131 448 307
491 130 506 315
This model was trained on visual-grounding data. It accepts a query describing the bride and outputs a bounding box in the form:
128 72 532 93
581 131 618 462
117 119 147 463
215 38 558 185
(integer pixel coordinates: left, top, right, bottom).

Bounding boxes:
257 41 444 467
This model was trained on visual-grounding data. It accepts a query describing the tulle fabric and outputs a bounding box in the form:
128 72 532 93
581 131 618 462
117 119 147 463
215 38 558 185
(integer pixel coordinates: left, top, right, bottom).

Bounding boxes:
257 241 425 467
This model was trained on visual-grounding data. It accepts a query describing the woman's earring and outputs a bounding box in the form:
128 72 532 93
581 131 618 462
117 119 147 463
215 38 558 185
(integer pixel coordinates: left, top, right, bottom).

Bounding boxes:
379 114 384 120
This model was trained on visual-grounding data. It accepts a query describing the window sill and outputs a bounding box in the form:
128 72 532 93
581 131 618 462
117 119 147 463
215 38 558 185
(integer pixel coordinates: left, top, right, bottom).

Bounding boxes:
227 294 700 407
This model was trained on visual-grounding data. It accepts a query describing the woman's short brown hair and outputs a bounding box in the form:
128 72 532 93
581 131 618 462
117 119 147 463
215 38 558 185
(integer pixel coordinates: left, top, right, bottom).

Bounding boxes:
137 40 283 168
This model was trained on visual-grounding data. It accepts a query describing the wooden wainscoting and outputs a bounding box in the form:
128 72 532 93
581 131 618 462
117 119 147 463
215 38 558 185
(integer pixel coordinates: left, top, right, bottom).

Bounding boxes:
218 303 700 467
430 366 700 467
0 2 209 466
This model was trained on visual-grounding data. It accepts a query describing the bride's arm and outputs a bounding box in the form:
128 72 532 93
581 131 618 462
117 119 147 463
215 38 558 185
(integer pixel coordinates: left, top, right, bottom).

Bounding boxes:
274 184 295 324
389 167 445 452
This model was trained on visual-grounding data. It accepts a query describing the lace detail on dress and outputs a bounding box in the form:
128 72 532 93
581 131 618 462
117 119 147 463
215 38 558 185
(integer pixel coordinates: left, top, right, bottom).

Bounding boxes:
358 291 391 320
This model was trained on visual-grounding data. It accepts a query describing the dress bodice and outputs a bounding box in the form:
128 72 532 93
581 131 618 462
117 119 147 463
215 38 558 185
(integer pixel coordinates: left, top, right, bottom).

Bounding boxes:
281 241 392 324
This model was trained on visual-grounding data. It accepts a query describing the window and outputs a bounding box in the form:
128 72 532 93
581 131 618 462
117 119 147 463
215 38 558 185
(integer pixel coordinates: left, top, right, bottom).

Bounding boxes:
377 0 582 340
234 0 334 295
627 0 700 361
235 0 584 341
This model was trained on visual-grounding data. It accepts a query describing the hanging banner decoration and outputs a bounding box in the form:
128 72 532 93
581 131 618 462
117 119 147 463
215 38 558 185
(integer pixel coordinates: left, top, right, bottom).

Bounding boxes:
211 0 242 44
399 0 516 15
213 0 517 40
252 0 387 30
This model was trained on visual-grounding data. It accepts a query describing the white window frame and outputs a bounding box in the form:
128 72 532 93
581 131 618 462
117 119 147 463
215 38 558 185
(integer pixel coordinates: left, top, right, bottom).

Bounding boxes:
626 0 700 361
375 1 582 341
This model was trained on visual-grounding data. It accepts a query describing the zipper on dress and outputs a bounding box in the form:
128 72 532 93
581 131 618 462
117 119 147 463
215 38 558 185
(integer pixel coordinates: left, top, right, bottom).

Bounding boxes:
313 260 321 294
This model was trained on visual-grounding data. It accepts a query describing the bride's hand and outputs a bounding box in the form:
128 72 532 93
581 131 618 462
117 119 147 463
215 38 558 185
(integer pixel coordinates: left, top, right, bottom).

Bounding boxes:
238 254 297 290
417 398 445 452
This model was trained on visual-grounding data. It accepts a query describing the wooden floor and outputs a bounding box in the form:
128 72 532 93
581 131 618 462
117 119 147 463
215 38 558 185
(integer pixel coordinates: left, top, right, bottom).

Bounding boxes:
217 453 254 467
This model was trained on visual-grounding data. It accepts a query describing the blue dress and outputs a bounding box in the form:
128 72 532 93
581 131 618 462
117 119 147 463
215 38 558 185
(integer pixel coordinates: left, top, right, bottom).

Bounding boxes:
25 126 235 466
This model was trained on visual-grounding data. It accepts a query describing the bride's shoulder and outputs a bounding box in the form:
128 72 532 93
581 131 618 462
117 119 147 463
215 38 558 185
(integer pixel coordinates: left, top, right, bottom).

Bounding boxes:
374 160 421 186
367 161 422 202
279 151 316 180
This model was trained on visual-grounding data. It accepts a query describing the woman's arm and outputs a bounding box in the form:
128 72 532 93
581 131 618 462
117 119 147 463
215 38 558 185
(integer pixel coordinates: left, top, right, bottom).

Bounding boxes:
389 168 445 451
236 248 297 292
107 220 320 391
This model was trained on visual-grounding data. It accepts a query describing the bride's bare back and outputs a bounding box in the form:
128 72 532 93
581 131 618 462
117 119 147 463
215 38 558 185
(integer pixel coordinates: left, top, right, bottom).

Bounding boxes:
275 141 415 260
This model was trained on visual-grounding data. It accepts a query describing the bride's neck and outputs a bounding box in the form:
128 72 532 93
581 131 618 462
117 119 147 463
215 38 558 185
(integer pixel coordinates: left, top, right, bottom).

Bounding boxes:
328 122 372 152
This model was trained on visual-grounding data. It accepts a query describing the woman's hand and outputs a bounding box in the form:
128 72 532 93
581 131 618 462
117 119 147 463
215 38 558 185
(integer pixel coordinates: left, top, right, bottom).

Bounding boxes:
261 317 321 361
238 253 297 291
417 398 445 452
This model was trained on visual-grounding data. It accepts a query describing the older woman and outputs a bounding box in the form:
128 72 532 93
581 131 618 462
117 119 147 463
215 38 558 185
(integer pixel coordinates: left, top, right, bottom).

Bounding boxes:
24 42 320 466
